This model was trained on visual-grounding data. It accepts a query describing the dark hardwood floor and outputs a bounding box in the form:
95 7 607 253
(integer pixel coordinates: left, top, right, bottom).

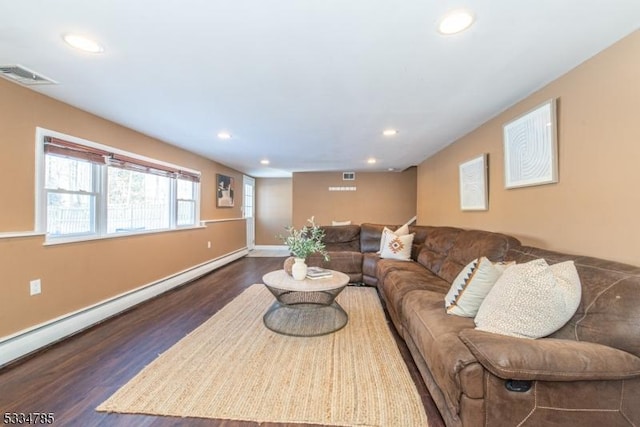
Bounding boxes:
0 257 445 427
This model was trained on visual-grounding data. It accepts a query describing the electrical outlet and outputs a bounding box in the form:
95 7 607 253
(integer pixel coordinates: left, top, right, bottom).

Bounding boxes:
30 279 41 296
207 241 211 249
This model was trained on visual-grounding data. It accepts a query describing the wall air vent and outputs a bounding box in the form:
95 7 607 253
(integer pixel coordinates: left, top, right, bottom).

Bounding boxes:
0 64 58 86
342 172 355 181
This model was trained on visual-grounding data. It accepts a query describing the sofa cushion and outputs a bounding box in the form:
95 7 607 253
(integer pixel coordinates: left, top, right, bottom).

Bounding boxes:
380 268 451 333
362 252 380 285
438 229 521 283
402 290 480 417
475 259 582 339
319 224 361 252
360 223 398 253
445 257 514 317
416 227 464 275
408 225 432 253
307 250 362 271
382 268 451 297
376 258 430 284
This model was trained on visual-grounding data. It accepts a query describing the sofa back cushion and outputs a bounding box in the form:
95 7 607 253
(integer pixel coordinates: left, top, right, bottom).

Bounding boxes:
416 227 464 276
506 246 640 358
408 225 433 259
436 230 521 283
320 224 361 252
360 223 398 253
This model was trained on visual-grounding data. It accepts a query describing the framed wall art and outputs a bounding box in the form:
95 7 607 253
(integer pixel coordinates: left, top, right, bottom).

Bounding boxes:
216 174 235 207
459 153 488 211
503 98 558 189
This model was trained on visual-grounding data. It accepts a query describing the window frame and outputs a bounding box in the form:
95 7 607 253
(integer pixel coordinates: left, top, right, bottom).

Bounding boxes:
44 157 100 238
175 178 198 227
36 127 202 245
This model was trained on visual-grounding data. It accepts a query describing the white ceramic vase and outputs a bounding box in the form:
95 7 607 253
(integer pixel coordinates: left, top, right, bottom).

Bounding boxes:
291 257 308 280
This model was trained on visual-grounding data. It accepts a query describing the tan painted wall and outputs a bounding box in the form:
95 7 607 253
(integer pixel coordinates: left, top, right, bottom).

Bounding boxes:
255 178 292 245
0 78 246 337
292 168 417 228
417 30 640 266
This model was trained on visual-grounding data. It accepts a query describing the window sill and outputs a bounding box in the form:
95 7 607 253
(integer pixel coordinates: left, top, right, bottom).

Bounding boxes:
43 224 207 246
0 231 46 240
200 217 245 224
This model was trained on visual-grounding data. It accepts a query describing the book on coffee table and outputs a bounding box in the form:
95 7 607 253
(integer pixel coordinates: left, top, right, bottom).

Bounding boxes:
306 267 333 279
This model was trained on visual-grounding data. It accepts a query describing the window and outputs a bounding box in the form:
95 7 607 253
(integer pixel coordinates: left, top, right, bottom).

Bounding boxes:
107 167 171 233
176 178 197 226
39 130 201 242
45 155 97 236
243 181 253 219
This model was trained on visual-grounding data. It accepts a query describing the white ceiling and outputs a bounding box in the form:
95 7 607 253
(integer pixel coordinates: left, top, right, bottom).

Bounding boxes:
1 1 639 177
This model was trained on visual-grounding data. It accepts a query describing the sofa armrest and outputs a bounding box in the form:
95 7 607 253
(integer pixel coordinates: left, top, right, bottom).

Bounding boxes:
459 329 640 381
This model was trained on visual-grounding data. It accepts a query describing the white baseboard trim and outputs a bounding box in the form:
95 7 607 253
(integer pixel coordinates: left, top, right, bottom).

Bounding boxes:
0 248 248 368
252 244 288 251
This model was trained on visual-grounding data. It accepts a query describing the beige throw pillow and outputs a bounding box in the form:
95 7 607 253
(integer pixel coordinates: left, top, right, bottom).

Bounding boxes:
445 257 514 317
332 220 351 226
475 259 582 339
378 224 410 254
380 230 414 261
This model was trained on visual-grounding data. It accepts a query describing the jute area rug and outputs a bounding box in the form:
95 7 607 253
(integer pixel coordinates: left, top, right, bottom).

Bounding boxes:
97 284 428 426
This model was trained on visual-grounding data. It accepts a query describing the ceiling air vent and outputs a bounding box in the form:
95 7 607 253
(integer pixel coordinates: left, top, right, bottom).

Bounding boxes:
0 64 57 86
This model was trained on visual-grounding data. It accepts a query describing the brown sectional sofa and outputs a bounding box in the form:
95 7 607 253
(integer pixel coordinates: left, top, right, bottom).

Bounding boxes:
307 223 640 426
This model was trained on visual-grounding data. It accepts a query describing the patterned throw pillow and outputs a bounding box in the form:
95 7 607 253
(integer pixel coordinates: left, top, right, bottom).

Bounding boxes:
445 257 514 317
379 230 414 261
378 224 410 254
475 259 582 339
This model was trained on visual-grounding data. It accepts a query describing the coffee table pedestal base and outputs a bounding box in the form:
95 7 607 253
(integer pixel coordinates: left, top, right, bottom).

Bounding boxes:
263 301 348 337
262 270 350 337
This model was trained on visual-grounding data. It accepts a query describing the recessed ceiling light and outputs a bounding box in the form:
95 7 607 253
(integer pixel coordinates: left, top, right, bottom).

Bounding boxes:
62 34 104 53
367 158 377 164
388 168 395 171
217 132 232 140
438 9 475 35
260 159 270 165
382 129 398 136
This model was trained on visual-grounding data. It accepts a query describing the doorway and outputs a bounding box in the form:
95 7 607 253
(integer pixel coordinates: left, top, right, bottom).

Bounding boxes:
243 175 255 250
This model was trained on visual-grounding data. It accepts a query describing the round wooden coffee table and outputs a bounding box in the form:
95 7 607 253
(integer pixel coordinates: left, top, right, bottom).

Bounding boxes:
262 269 350 337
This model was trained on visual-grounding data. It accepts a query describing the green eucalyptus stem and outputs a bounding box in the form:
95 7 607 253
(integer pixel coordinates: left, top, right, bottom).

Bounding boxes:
277 216 330 261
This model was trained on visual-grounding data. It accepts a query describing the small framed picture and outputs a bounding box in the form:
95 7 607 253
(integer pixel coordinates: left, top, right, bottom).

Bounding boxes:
459 154 488 211
503 99 558 189
216 174 235 207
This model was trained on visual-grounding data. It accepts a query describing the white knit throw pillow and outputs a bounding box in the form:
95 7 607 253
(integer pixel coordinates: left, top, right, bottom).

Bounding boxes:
475 259 582 339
